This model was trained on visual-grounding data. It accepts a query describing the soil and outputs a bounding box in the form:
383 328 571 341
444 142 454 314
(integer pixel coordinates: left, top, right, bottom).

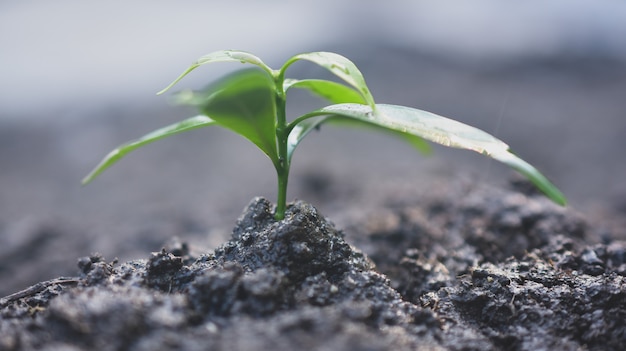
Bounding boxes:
1 181 624 350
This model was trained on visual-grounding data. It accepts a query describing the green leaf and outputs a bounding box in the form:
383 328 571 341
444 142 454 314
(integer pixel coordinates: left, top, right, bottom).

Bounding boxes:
284 79 363 161
490 151 567 206
174 68 279 162
284 79 430 160
82 115 216 185
329 117 432 154
287 116 329 162
284 79 366 104
302 103 566 205
157 50 273 95
281 52 376 109
287 115 431 163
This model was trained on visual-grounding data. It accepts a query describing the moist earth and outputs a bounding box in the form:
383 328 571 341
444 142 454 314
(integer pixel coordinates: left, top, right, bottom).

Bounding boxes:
1 184 625 350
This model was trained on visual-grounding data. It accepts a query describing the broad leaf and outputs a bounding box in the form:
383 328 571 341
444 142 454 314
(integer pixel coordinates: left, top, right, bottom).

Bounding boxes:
287 117 329 162
301 103 567 205
284 79 363 161
158 50 273 95
285 79 430 160
174 68 279 162
328 117 431 154
284 79 365 104
82 115 216 185
281 52 376 109
287 115 431 162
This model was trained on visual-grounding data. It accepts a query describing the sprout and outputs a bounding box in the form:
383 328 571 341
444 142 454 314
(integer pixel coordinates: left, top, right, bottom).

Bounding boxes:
83 50 566 219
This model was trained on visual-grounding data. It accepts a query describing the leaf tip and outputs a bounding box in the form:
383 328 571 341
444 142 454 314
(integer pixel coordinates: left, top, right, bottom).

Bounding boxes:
80 174 94 187
552 191 568 207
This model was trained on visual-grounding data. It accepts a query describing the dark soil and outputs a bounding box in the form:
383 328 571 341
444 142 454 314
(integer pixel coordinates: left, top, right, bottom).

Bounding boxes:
2 181 624 350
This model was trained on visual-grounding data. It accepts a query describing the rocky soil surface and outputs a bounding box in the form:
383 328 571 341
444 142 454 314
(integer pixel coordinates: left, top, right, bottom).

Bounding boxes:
1 182 624 350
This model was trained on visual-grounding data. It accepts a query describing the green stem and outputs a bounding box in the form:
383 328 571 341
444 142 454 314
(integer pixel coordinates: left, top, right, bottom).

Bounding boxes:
274 72 289 220
275 162 288 220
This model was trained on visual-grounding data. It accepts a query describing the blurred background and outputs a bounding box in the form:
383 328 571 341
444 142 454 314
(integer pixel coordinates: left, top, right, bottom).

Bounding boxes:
1 0 625 295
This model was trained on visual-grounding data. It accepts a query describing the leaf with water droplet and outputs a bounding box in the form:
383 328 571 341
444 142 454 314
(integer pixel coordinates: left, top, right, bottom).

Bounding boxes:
157 50 273 95
298 103 566 206
284 79 430 159
281 52 376 109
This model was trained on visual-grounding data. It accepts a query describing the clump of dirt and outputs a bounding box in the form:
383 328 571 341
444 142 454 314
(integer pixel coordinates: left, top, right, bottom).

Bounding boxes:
1 187 625 350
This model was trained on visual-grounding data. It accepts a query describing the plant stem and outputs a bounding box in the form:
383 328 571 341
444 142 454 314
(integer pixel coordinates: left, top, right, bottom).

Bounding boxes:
275 163 288 220
274 73 289 220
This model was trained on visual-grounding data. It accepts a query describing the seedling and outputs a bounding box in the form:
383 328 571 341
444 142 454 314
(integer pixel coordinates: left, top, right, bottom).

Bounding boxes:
83 50 566 219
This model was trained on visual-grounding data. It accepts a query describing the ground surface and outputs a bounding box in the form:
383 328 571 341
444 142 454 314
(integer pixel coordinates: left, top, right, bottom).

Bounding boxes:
1 186 624 350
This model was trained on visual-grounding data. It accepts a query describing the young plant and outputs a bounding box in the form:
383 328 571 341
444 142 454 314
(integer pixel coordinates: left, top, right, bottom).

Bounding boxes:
82 50 566 219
